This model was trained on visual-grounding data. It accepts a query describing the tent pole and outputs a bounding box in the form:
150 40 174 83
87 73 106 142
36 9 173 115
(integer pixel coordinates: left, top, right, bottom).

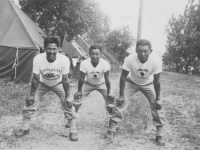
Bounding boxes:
137 0 144 40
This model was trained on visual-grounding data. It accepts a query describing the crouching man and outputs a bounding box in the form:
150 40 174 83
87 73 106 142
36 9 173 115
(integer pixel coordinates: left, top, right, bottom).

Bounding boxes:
15 36 71 137
117 39 166 146
65 45 123 142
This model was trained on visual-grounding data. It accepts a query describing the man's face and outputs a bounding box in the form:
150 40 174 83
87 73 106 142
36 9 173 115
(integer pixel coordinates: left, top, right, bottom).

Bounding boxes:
45 43 58 62
89 49 101 63
136 45 152 63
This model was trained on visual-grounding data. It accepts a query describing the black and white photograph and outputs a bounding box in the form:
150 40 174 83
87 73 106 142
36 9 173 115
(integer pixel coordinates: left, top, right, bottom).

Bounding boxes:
0 0 200 149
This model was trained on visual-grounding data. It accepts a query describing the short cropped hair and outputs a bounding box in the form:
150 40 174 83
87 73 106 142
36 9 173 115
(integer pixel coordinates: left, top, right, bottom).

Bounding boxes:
89 45 101 53
44 36 60 48
136 39 152 49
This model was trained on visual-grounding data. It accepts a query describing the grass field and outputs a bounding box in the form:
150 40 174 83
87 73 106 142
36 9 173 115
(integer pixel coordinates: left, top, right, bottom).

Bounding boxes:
0 71 200 149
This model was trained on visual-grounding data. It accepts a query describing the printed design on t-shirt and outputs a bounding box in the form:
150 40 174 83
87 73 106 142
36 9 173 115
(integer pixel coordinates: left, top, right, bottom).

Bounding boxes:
137 68 148 79
41 68 62 80
90 71 101 80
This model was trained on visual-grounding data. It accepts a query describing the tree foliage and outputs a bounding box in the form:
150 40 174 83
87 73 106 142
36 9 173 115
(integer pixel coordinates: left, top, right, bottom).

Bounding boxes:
164 0 200 69
105 26 134 63
85 14 111 47
19 0 109 42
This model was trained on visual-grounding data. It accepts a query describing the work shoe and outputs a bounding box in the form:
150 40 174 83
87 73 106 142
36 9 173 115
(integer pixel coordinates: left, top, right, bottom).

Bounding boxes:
69 132 78 141
65 119 71 128
15 129 29 138
65 119 77 128
65 122 70 128
104 131 115 143
155 136 165 146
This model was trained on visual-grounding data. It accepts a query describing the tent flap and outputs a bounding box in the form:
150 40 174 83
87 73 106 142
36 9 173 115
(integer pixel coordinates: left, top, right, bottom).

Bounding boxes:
75 36 90 54
0 0 47 82
62 36 88 58
0 46 36 82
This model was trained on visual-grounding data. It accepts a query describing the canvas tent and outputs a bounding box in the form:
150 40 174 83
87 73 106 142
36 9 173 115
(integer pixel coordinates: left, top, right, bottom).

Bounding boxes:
72 35 107 60
62 36 89 78
72 36 113 63
101 50 121 70
62 36 89 58
0 0 47 82
74 35 90 54
102 50 121 65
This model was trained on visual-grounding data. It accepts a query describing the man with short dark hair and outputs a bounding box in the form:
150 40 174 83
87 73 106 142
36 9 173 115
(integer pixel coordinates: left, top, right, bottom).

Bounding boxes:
15 36 71 137
65 45 122 142
117 39 165 146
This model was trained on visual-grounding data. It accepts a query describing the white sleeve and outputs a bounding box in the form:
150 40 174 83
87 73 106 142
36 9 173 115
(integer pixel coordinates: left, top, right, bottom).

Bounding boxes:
80 61 86 73
62 57 70 74
32 56 40 74
153 59 162 74
122 57 131 71
104 61 110 72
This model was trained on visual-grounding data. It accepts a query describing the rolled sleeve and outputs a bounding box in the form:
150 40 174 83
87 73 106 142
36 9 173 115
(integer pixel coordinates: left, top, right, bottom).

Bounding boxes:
104 61 110 72
153 60 162 74
80 61 86 73
122 57 130 72
62 57 70 74
32 56 40 74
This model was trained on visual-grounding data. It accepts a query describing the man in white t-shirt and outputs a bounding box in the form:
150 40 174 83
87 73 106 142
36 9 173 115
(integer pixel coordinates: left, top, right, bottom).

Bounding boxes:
188 65 194 76
117 39 165 146
65 45 122 142
15 36 71 137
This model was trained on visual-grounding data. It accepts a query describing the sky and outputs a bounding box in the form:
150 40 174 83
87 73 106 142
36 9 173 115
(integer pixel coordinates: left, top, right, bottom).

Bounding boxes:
13 0 189 55
97 0 189 55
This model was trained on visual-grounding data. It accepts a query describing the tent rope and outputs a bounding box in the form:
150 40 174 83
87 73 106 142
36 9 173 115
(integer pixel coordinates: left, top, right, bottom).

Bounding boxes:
12 47 19 81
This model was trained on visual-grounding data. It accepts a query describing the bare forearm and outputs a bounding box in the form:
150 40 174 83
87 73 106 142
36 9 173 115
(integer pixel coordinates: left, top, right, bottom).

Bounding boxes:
154 81 161 100
78 78 84 92
63 80 70 98
119 76 126 96
30 78 39 94
105 80 111 94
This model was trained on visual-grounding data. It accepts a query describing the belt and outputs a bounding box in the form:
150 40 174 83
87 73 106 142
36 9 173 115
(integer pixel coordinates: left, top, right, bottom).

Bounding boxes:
126 77 153 86
84 81 105 87
40 81 62 87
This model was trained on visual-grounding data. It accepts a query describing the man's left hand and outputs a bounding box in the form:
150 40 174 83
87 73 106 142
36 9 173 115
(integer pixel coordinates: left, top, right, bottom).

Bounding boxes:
26 94 35 107
107 92 115 101
156 98 162 110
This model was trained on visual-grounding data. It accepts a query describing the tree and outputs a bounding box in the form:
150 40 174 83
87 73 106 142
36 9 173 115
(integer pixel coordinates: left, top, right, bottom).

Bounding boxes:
164 1 200 72
19 0 107 42
84 14 111 48
105 26 134 63
165 15 186 65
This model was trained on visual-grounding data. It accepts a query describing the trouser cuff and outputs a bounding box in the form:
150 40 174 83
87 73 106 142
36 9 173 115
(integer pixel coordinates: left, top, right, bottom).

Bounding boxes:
69 119 77 133
108 119 118 132
21 118 31 130
155 126 163 136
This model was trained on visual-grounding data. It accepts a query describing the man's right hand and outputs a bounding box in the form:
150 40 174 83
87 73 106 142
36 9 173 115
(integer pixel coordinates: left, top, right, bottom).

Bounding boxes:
26 94 35 107
156 99 162 110
74 91 82 100
116 95 125 107
64 97 73 109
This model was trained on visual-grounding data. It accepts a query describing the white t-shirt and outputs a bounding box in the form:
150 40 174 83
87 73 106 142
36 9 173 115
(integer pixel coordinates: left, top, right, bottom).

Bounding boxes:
122 54 162 85
33 53 70 86
80 58 110 84
190 66 194 71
